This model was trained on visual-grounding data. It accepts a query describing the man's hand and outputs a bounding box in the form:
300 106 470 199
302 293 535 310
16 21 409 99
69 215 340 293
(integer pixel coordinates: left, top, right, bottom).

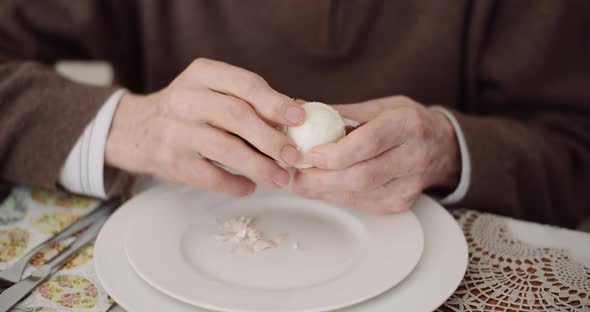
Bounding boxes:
105 58 305 196
291 96 461 213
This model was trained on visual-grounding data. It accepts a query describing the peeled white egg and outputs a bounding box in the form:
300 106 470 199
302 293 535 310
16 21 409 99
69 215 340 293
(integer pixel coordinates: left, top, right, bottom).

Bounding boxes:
286 102 346 168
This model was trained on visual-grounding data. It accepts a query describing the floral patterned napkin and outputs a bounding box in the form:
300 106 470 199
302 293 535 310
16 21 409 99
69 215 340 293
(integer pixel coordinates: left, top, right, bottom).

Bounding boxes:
0 187 115 312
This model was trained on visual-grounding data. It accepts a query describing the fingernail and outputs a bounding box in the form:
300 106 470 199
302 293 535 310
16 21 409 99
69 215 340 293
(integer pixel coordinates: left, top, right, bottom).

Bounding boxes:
285 106 305 125
281 145 300 165
272 169 291 187
305 152 323 166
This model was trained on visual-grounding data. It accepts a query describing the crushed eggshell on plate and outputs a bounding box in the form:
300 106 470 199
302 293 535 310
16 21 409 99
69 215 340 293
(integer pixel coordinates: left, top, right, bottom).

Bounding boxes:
214 216 284 254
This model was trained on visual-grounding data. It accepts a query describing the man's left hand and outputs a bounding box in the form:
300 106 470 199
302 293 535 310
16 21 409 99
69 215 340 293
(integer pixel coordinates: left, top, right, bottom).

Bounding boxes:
291 96 461 213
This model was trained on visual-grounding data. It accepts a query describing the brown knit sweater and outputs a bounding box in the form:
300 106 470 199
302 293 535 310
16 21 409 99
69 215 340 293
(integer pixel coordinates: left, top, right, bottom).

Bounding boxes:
1 1 589 227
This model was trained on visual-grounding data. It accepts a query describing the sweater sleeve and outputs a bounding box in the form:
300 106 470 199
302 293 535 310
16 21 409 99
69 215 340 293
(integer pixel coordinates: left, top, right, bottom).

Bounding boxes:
0 0 139 190
446 1 590 227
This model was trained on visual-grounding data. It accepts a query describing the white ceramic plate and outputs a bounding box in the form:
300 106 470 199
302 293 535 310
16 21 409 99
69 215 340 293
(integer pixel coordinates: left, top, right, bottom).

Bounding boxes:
125 189 423 312
95 182 468 312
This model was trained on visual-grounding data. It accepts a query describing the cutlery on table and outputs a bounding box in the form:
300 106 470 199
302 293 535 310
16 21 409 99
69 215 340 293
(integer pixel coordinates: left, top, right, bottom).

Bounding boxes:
0 200 118 312
0 198 119 286
0 199 121 312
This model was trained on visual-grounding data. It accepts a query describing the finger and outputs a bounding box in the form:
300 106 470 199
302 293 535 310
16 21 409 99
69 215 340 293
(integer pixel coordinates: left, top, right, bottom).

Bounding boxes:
298 176 422 214
332 99 392 123
331 96 412 123
186 58 305 126
292 187 388 214
331 103 380 123
293 144 418 194
194 126 292 188
305 110 408 169
168 90 301 166
202 92 301 167
156 121 293 188
158 151 256 197
355 176 424 213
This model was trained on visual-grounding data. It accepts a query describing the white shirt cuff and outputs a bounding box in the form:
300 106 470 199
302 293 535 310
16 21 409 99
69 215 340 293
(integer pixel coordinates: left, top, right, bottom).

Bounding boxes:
58 89 127 198
429 106 471 204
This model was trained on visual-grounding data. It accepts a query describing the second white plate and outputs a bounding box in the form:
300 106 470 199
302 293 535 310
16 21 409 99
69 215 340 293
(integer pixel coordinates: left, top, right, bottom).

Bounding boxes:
125 190 424 312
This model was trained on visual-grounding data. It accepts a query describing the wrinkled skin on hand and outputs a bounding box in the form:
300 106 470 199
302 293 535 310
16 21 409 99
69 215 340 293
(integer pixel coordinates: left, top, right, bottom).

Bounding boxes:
105 58 306 196
292 96 461 213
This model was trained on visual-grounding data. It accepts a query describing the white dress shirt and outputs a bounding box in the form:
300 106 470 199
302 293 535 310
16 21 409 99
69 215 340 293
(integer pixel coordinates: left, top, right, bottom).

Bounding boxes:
58 89 127 199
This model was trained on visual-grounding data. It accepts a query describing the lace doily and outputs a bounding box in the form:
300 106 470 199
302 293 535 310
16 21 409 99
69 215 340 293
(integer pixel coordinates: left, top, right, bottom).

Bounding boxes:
438 210 590 312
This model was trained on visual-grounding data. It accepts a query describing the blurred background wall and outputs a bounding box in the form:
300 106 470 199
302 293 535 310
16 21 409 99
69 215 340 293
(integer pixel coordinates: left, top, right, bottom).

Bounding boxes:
55 61 113 86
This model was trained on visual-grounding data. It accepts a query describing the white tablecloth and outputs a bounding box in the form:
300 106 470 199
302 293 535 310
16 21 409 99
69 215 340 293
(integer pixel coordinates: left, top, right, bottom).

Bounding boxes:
437 210 590 312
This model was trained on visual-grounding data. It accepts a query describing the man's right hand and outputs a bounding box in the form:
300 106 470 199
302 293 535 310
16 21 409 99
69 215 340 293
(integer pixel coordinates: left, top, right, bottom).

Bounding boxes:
104 58 305 196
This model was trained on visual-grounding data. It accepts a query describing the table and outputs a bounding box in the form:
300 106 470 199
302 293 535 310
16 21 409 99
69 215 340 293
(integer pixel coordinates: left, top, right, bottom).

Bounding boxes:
437 209 590 312
108 208 590 312
2 186 589 312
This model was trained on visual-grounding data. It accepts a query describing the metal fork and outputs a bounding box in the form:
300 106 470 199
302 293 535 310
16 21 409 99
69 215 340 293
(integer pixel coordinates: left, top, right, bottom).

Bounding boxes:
0 198 119 289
